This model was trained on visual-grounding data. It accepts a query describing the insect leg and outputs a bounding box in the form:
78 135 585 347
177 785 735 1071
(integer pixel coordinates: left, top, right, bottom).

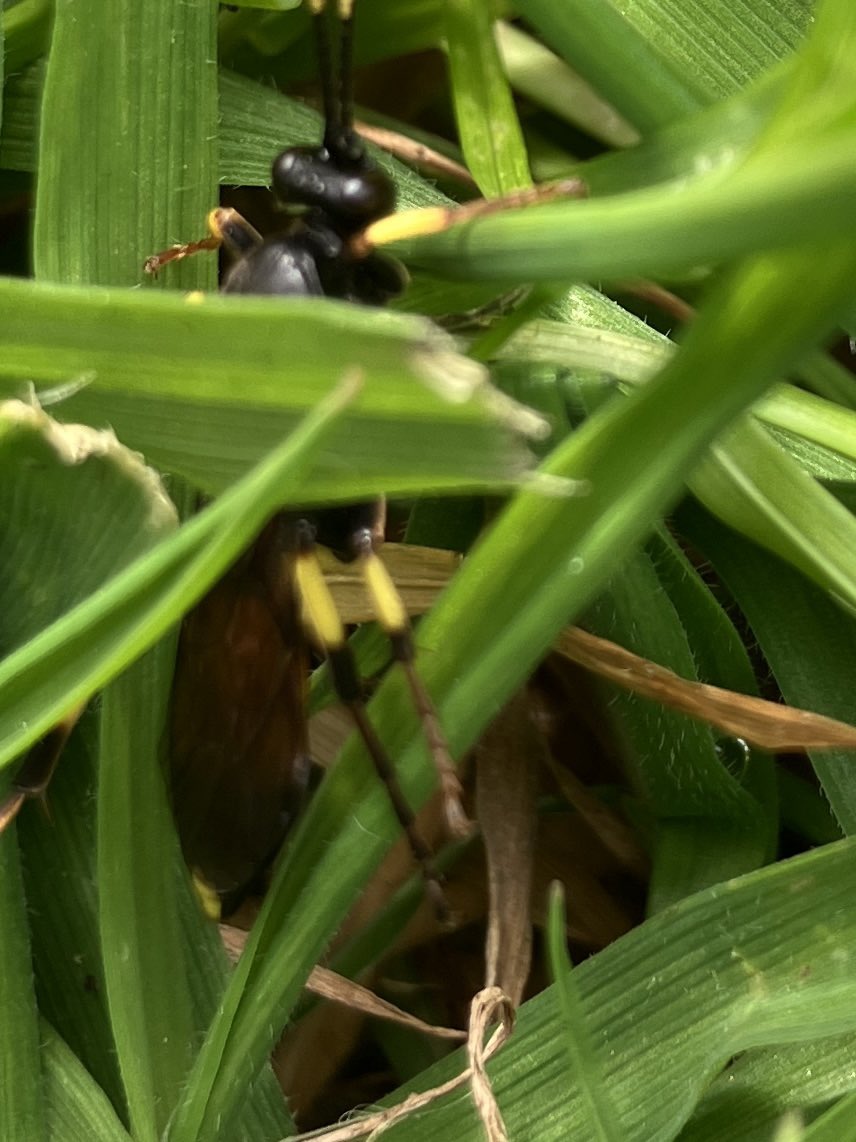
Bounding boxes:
352 532 471 840
0 707 83 832
291 519 450 920
144 207 262 275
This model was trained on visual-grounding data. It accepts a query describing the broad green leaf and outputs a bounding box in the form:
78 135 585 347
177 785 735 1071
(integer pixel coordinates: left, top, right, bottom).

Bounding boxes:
0 382 357 771
379 838 856 1139
0 278 533 498
34 0 217 290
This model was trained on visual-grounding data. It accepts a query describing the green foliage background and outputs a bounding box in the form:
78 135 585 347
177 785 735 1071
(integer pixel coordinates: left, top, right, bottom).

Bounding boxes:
2 0 856 1139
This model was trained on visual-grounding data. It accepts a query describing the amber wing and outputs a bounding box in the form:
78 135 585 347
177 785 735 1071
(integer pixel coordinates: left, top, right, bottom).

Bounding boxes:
169 527 311 903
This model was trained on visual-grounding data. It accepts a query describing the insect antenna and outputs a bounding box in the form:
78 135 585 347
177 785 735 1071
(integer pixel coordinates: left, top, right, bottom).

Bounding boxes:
307 0 340 151
336 0 357 145
309 0 362 161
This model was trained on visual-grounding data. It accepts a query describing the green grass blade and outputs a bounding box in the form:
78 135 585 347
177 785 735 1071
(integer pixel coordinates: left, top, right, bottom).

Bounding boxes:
0 380 359 770
0 829 46 1142
0 279 530 498
1 0 51 77
395 129 856 282
583 544 768 909
679 504 856 836
547 884 623 1140
380 838 856 1139
683 1034 856 1141
757 385 856 463
444 0 531 196
562 0 811 101
694 419 856 611
787 1092 856 1142
18 714 127 1115
495 21 639 149
98 649 194 1142
518 0 706 131
42 1021 131 1142
34 0 217 289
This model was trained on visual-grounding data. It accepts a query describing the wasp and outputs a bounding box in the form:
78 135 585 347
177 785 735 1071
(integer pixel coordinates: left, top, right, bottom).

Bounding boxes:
148 0 467 915
4 0 573 912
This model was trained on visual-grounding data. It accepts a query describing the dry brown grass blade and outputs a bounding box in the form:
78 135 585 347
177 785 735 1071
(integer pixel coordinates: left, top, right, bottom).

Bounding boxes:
327 545 855 752
354 120 478 188
476 695 538 1008
220 927 463 1041
288 987 514 1142
558 626 856 751
306 964 465 1041
319 543 461 623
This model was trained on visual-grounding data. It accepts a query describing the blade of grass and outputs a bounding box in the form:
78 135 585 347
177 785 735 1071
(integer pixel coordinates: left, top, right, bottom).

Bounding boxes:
2 0 51 76
682 1034 856 1141
33 0 217 290
678 503 856 836
444 0 531 196
41 1020 132 1142
582 543 768 910
18 714 126 1114
380 837 856 1139
518 0 706 131
694 418 856 611
547 883 623 1140
0 828 46 1142
592 0 812 98
495 21 639 149
0 278 530 498
98 647 194 1142
393 129 856 282
0 378 360 770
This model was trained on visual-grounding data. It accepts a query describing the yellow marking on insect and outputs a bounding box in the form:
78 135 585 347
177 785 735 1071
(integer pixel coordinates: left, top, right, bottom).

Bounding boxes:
295 550 347 650
362 550 408 633
192 871 223 921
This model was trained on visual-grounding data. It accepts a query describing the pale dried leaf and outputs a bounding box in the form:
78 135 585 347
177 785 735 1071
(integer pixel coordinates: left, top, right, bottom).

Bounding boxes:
318 542 461 623
306 964 465 1041
476 694 538 1007
558 626 856 750
288 987 513 1142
